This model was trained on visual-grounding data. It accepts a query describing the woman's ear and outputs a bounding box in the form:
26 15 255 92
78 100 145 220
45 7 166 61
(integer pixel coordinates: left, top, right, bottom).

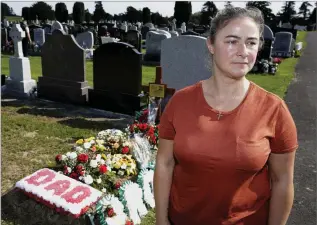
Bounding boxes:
206 38 214 55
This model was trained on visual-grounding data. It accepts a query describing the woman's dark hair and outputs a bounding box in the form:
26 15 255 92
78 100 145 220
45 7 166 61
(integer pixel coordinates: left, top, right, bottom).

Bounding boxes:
209 6 265 49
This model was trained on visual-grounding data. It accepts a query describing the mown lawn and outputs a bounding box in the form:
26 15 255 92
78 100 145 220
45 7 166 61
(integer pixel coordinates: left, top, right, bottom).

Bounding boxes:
1 31 308 225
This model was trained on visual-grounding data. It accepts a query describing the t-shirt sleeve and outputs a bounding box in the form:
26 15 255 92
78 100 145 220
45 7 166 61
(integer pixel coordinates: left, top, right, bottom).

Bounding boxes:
158 94 177 140
270 101 299 154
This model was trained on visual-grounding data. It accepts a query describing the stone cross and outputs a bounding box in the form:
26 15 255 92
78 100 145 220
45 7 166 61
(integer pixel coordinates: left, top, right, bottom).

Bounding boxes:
9 24 25 58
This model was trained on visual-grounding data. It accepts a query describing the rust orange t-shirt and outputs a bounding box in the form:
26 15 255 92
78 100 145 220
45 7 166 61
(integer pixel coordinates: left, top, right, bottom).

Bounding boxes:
158 80 298 225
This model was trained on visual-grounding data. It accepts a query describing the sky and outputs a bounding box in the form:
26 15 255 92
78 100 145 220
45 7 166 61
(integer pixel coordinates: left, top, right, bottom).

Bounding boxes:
3 1 316 18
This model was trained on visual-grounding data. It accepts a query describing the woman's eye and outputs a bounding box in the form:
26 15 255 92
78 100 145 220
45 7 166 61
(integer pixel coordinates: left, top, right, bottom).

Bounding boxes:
227 40 237 44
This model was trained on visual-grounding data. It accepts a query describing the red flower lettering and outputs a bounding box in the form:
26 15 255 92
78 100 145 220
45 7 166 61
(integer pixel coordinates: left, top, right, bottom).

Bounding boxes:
25 169 56 186
61 186 91 204
44 179 71 196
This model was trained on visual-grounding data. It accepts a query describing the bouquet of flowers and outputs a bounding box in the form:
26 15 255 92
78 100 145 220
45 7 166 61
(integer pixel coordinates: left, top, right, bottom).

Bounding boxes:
127 123 159 150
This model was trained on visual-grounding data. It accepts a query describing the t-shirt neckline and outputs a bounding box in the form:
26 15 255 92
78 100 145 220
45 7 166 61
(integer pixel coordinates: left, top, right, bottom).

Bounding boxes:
197 79 255 116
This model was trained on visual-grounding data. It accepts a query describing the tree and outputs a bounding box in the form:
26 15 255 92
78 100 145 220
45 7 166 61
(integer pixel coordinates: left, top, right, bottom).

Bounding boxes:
21 7 31 21
173 1 192 26
72 1 85 24
200 1 218 25
298 1 313 20
189 12 201 24
126 6 140 22
142 7 151 24
1 2 15 20
93 1 106 23
277 1 297 23
224 1 233 8
246 2 275 24
55 2 68 23
308 6 316 24
30 1 55 20
85 9 91 22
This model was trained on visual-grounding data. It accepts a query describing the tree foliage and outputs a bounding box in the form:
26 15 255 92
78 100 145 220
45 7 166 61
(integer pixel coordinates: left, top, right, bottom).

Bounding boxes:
298 1 313 20
55 2 68 23
142 7 151 24
246 1 275 24
200 1 218 25
30 1 55 20
174 1 192 26
93 1 106 23
73 1 85 24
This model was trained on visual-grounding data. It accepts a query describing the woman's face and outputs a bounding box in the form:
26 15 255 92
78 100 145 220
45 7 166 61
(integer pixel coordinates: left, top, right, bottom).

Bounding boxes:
208 17 260 79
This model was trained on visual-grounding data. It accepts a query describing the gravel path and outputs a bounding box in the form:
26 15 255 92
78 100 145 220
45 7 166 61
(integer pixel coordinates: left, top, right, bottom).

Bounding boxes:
284 31 317 225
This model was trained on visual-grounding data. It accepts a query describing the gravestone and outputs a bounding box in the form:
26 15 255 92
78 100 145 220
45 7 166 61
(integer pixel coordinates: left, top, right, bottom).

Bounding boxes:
169 31 179 38
100 36 119 44
258 25 274 60
141 26 150 39
89 42 143 115
144 31 171 62
181 22 186 32
272 32 294 58
37 30 89 104
76 31 94 49
176 28 183 34
5 24 36 97
161 35 211 91
51 21 64 33
161 27 169 32
182 30 200 36
33 28 45 46
126 30 142 52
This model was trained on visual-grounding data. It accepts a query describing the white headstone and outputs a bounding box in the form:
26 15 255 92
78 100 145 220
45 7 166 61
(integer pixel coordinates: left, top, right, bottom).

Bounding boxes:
33 28 45 46
161 27 169 32
161 35 211 91
9 23 25 58
101 36 120 44
181 22 186 32
76 31 94 49
129 25 138 31
51 21 64 33
6 24 36 97
3 19 9 28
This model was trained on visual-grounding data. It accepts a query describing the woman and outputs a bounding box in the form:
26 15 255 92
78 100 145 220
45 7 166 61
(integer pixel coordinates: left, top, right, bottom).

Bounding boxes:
20 21 32 57
154 7 298 225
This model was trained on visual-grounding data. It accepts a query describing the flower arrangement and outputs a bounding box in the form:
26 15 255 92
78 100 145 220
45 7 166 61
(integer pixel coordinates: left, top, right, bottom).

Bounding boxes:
127 123 159 150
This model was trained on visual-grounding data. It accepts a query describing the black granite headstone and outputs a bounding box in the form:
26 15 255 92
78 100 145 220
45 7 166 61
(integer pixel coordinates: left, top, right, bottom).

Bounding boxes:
37 30 89 104
126 30 142 52
88 42 142 115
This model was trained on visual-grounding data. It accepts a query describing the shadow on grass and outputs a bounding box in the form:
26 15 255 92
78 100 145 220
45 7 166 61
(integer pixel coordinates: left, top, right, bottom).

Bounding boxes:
58 117 130 131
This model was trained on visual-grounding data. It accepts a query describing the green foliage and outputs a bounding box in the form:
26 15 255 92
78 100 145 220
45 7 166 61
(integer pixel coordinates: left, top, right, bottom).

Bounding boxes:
30 1 55 20
174 1 192 25
200 1 218 25
93 1 106 23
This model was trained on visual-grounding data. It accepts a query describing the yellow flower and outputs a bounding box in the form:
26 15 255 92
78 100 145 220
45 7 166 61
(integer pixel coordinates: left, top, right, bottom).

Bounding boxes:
85 137 95 142
76 139 84 145
97 144 106 151
101 154 107 160
114 162 122 169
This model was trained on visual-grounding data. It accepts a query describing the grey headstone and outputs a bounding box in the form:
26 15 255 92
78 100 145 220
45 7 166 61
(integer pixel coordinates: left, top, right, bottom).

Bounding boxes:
144 31 171 62
33 28 45 46
263 25 274 41
38 31 89 104
161 35 211 91
272 32 293 57
76 31 94 49
169 31 179 38
126 30 142 52
51 21 64 33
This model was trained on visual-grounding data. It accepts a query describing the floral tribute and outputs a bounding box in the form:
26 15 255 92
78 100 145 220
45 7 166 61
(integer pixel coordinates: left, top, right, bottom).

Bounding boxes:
15 168 103 218
21 107 161 224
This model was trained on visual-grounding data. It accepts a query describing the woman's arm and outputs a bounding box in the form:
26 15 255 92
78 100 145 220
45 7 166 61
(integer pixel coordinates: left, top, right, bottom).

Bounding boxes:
154 138 175 225
268 151 296 225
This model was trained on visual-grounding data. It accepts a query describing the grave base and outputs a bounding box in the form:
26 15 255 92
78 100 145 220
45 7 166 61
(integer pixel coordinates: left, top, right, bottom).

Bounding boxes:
1 187 99 225
143 53 160 62
6 57 36 97
88 88 141 116
37 77 89 105
5 78 36 98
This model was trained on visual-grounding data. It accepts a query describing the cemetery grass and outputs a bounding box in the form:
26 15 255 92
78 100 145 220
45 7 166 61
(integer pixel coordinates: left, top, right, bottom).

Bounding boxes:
0 31 307 225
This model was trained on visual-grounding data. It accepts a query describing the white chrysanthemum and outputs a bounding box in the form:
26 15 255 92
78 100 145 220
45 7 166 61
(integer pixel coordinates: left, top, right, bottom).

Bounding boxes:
67 167 72 173
83 142 91 149
100 159 105 165
96 154 101 162
84 175 93 184
96 178 102 184
102 188 107 193
90 160 98 168
61 155 67 160
75 146 84 152
121 163 127 170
